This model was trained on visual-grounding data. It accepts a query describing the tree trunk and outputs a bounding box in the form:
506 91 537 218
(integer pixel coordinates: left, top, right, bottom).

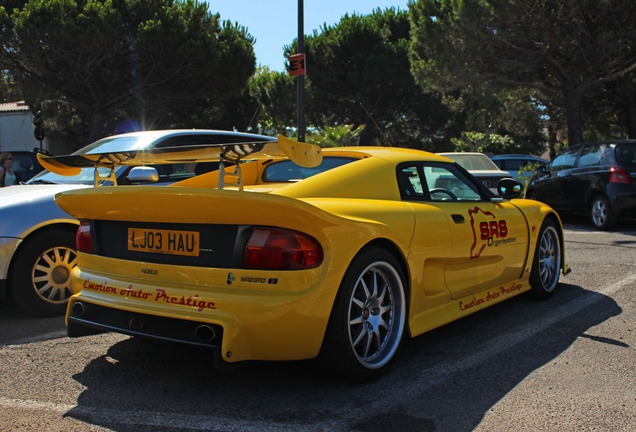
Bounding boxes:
626 88 636 139
88 110 105 143
548 123 557 160
564 83 584 145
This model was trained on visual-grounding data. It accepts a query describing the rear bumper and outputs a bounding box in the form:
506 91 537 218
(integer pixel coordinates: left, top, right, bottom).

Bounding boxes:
66 259 340 363
609 190 636 217
67 301 222 365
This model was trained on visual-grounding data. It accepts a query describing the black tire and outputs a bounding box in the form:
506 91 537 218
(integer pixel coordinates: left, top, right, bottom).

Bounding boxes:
529 220 562 299
590 195 616 230
318 247 407 381
9 229 77 317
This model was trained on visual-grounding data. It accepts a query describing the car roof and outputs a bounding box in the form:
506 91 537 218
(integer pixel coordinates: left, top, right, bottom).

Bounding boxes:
324 146 454 163
490 154 546 160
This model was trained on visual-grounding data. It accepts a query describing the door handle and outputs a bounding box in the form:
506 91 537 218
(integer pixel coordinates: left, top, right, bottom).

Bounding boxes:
451 214 465 223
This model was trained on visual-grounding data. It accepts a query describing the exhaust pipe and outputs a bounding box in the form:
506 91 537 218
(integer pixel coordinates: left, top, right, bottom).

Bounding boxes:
194 325 216 343
129 316 144 331
72 301 85 317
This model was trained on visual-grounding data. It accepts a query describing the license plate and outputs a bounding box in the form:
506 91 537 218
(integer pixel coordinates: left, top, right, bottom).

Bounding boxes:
128 228 200 256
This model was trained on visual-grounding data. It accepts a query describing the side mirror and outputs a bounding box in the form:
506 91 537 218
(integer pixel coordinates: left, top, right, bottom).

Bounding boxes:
497 178 523 199
126 166 159 183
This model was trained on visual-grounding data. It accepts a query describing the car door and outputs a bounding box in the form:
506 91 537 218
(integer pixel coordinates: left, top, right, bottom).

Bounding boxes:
531 147 580 210
567 144 605 213
398 162 529 300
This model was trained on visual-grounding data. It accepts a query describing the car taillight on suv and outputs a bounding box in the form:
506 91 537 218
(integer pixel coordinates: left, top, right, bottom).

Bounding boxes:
609 167 631 184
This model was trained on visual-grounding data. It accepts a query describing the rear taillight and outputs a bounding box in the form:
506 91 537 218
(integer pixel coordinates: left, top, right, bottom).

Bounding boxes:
76 220 93 253
243 227 323 270
609 167 631 184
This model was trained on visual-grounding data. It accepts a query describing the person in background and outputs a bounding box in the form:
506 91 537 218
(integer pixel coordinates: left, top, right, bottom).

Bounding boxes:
0 152 19 187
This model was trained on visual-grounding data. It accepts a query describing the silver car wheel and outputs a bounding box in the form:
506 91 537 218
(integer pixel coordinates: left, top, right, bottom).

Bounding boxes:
347 261 406 369
537 225 560 293
591 198 607 227
31 246 77 304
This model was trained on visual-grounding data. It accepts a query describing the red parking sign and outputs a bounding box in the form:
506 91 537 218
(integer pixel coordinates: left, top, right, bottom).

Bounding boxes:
289 53 306 76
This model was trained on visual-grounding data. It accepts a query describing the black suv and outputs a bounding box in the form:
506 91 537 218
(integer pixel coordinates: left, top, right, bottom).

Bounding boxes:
526 140 636 229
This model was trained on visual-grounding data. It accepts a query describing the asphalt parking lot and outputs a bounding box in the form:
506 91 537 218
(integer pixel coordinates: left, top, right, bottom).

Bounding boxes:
0 216 634 431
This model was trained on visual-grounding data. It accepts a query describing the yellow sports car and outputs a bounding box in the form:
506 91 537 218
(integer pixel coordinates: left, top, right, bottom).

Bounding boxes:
47 131 568 381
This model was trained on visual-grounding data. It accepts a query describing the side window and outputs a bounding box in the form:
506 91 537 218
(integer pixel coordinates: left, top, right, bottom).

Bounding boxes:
397 163 483 202
577 145 603 167
614 144 636 166
397 165 425 198
550 148 579 173
503 160 526 171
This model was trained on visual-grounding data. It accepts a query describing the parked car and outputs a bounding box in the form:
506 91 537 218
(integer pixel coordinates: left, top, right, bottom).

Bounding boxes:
490 154 548 182
437 152 513 195
53 134 567 380
5 149 47 182
526 140 636 229
0 130 275 316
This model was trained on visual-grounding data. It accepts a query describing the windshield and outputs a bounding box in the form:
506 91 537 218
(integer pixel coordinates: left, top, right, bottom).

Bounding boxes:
441 153 500 171
27 167 121 185
262 157 357 182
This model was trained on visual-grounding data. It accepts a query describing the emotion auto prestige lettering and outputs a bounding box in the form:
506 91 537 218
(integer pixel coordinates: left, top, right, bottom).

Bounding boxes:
459 282 525 311
155 289 216 312
81 278 215 312
83 278 118 294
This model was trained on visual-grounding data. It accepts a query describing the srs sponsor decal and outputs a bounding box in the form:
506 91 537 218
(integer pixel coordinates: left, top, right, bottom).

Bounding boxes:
468 207 516 259
82 278 216 312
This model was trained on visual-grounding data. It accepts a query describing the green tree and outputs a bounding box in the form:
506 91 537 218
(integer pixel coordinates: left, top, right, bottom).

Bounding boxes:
410 0 636 146
0 0 256 148
308 124 363 147
248 67 297 135
0 72 22 102
286 7 457 149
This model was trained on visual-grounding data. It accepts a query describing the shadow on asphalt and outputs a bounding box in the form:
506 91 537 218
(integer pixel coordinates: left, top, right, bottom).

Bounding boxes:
0 300 66 346
65 282 623 432
561 214 636 234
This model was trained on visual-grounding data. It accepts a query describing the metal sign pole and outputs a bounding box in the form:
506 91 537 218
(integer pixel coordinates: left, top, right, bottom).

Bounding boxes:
297 0 305 142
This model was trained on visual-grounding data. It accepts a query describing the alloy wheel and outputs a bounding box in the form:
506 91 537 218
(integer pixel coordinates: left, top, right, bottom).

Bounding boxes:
31 246 77 304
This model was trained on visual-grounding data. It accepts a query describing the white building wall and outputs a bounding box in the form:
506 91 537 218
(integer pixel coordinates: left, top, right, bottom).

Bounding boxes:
0 111 46 153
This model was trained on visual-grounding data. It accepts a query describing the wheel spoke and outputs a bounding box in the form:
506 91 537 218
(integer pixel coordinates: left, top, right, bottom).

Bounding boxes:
360 277 371 300
34 275 51 283
350 313 364 326
352 297 365 310
352 326 368 349
37 282 54 296
363 330 373 358
39 254 55 268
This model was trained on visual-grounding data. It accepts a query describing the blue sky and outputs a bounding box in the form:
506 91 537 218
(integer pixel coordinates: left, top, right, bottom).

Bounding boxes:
206 1 410 71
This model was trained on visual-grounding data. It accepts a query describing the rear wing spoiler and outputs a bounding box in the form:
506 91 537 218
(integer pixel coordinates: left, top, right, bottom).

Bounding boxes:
37 135 323 189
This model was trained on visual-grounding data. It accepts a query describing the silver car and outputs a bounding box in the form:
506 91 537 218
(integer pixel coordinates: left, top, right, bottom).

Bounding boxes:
0 130 275 316
437 152 513 195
